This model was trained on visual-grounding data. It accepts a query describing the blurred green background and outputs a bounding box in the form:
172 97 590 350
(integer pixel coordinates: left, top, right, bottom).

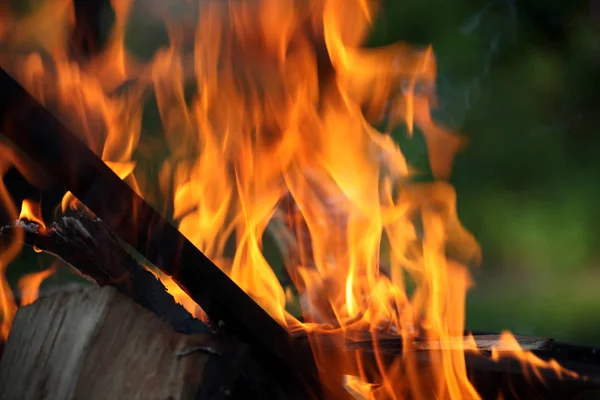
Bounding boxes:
368 0 600 345
3 0 600 346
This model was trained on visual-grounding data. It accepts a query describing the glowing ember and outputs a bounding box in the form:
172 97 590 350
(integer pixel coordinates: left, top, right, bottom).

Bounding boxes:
0 0 579 398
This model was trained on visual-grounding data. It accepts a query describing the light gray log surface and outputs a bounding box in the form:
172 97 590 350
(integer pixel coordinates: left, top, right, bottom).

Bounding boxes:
0 284 220 400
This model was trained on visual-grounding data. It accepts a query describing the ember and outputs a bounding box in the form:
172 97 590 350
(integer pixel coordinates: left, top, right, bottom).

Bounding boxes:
0 1 597 399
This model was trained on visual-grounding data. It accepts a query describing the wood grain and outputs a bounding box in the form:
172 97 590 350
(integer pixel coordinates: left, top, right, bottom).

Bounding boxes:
0 285 229 400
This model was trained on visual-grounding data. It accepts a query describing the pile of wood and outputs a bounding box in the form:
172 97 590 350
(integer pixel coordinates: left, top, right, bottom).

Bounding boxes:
2 215 600 400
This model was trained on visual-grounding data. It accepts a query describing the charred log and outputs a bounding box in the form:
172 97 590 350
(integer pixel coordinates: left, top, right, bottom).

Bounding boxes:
0 214 209 335
291 330 600 400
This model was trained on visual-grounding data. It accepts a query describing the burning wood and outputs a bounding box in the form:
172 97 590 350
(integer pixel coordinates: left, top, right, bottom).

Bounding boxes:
0 213 307 399
292 330 600 399
1 210 599 398
0 213 212 335
0 1 599 399
0 68 322 398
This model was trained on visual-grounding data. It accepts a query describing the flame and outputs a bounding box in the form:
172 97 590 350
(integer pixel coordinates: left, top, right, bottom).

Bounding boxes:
17 264 56 306
344 374 377 400
0 146 21 341
19 199 46 229
0 0 579 397
491 331 579 382
146 266 207 322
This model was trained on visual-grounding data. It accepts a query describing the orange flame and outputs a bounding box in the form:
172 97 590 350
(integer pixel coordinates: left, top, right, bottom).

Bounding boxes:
146 265 207 322
19 199 46 229
491 331 579 382
17 264 56 306
0 0 579 397
0 147 20 341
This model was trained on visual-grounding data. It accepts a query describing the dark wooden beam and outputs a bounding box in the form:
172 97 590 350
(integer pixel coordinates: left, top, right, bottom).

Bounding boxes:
293 330 600 399
0 67 325 399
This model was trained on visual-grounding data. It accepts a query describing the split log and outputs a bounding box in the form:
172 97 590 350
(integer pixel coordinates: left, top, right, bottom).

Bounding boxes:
0 284 245 400
0 215 297 400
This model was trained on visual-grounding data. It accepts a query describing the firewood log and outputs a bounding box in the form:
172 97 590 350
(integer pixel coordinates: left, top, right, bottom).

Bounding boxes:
0 284 245 400
0 215 295 400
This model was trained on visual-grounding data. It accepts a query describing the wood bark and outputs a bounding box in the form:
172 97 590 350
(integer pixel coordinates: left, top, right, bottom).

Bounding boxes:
0 284 243 400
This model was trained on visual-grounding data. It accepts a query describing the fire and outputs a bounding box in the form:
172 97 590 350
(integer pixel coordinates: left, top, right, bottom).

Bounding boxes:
491 331 579 382
0 198 49 337
17 264 56 306
0 146 26 340
18 199 45 229
0 0 578 398
146 266 207 322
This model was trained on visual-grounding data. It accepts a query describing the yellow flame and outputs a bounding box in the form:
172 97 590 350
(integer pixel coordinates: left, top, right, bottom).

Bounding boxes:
0 148 20 341
146 266 207 322
19 199 46 229
491 331 579 382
